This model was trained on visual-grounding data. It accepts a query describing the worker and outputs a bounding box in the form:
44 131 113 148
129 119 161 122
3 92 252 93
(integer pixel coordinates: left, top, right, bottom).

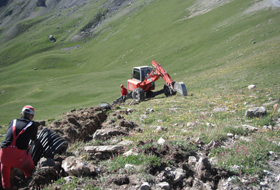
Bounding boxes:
0 105 38 189
120 84 128 102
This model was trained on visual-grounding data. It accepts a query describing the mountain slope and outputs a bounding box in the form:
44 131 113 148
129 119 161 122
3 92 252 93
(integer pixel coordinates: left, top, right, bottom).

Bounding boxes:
0 0 279 125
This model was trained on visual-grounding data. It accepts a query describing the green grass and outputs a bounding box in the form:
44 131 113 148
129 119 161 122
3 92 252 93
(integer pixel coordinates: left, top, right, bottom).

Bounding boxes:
0 0 280 178
0 0 279 126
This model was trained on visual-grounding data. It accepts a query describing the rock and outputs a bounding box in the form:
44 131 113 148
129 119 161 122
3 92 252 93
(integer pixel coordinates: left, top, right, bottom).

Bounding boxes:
165 167 185 183
245 106 266 118
110 175 129 185
213 106 227 112
187 122 195 127
123 149 138 157
155 126 167 132
239 136 252 142
140 114 148 121
84 145 123 153
127 108 135 113
195 157 211 182
140 182 151 190
93 128 128 140
263 100 278 107
248 84 256 89
205 140 219 149
235 135 240 139
227 133 234 138
146 108 154 112
209 157 218 165
48 35 56 42
37 0 46 7
241 125 259 131
158 137 166 145
117 140 135 147
125 164 135 169
192 178 204 189
61 156 99 177
269 97 275 101
188 156 197 165
158 182 170 189
64 176 74 184
38 158 55 167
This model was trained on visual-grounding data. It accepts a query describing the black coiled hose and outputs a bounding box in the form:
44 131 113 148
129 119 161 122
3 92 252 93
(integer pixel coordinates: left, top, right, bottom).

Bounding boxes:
30 128 68 166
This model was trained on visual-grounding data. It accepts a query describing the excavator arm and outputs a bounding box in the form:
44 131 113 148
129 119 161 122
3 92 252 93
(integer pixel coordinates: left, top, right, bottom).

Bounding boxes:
152 60 174 86
151 60 187 96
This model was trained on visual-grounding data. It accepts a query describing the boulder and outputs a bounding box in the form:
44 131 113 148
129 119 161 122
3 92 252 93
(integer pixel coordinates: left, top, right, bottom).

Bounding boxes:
61 156 99 177
245 106 266 117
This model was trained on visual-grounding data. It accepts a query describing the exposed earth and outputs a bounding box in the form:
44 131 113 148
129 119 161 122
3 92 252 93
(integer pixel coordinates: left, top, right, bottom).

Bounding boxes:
1 101 279 190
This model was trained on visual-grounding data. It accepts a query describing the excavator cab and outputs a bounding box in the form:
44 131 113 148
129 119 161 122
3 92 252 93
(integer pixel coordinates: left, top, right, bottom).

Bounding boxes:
128 66 155 92
132 66 153 82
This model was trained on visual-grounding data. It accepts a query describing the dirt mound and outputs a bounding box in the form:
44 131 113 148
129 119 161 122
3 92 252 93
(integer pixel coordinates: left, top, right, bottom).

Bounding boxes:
38 106 108 143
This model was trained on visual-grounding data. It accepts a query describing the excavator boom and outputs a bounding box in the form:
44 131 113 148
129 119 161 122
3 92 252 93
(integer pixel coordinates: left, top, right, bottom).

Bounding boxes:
152 60 174 86
151 60 187 96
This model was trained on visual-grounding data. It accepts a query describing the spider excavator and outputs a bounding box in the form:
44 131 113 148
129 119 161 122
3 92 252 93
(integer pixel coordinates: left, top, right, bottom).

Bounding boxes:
113 60 187 104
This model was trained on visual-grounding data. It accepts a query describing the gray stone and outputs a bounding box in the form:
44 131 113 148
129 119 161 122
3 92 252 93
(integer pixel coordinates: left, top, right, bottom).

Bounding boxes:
245 106 266 118
248 84 256 89
84 145 123 153
188 156 197 165
93 128 128 140
158 182 170 189
158 137 166 145
213 106 227 112
62 156 99 177
241 125 258 131
38 158 55 167
140 182 151 190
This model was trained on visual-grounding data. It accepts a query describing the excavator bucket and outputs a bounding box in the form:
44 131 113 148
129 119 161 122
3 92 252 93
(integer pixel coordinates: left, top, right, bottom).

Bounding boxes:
174 82 187 96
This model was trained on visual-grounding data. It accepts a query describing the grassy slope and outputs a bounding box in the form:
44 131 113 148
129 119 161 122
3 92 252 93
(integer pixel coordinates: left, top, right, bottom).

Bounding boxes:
0 0 279 127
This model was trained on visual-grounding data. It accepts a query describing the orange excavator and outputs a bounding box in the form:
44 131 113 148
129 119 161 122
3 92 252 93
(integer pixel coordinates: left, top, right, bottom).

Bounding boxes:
113 60 187 104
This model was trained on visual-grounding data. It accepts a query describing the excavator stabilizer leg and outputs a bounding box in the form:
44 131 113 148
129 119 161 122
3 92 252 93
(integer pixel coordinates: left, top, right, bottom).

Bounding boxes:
174 82 187 96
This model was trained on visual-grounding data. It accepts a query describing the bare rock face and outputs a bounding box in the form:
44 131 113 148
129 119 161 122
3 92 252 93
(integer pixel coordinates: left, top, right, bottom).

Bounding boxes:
61 156 100 177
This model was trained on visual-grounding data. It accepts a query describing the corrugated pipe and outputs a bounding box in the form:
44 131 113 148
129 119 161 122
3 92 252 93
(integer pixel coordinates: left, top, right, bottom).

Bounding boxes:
30 128 68 166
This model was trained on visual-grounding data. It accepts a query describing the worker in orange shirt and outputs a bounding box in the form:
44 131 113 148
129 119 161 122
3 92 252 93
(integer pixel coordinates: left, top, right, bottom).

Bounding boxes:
120 84 128 102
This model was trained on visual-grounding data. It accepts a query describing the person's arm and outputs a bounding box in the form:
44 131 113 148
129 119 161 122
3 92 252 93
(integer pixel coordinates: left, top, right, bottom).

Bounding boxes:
30 123 38 141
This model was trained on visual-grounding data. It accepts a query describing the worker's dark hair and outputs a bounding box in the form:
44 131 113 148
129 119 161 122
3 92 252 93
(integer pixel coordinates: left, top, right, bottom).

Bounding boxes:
22 112 33 120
